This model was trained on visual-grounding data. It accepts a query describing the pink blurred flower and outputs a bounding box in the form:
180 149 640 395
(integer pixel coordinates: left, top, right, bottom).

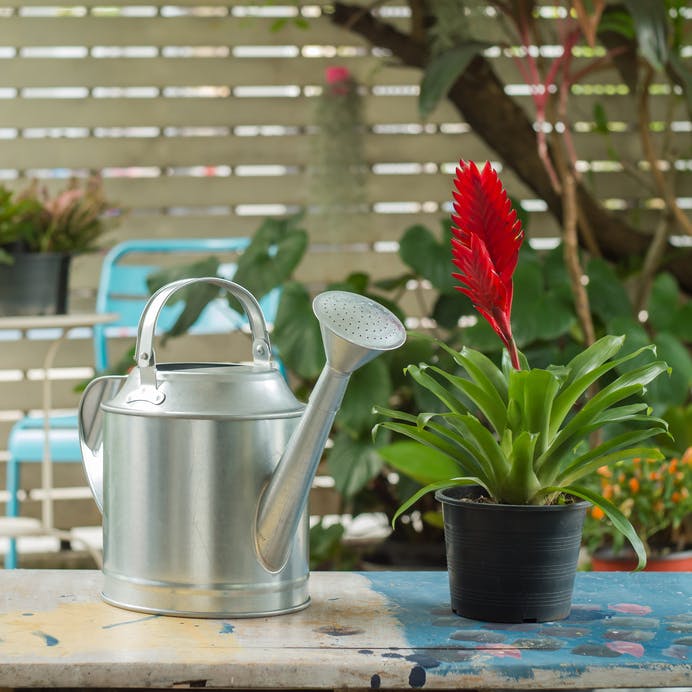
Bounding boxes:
325 66 351 84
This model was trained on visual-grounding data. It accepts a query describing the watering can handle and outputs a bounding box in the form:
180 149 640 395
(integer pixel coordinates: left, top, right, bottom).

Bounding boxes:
135 277 273 388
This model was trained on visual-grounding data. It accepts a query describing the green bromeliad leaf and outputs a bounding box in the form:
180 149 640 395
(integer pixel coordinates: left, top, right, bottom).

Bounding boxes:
555 484 647 570
377 441 462 486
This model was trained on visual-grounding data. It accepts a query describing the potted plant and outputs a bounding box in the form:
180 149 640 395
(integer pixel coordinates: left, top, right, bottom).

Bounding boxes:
374 160 671 623
583 442 691 571
0 174 119 315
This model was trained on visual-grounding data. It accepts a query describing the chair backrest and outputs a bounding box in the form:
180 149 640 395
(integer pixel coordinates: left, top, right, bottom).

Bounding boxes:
92 238 280 372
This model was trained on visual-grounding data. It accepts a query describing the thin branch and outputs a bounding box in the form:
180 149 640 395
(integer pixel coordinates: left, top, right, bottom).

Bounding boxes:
634 213 674 313
563 172 596 347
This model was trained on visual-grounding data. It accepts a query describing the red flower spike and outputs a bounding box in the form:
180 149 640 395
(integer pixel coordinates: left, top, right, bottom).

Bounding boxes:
451 160 524 369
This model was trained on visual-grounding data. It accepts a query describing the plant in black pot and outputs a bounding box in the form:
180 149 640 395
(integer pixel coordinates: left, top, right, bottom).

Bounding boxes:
0 174 119 315
374 160 671 623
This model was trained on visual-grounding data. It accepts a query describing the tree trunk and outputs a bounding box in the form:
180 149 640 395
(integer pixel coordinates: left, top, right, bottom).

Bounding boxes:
330 3 692 294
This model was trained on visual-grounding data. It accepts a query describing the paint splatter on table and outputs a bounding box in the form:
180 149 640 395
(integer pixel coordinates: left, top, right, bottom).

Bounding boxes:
0 570 689 689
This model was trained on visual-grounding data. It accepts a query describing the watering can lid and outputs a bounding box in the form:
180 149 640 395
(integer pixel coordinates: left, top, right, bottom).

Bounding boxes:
101 361 304 419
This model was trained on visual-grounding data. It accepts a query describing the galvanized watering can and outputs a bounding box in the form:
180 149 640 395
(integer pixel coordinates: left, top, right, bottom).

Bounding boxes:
78 277 406 617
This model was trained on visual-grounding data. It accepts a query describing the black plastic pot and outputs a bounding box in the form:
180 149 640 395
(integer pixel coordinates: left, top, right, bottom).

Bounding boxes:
0 252 71 316
436 485 588 623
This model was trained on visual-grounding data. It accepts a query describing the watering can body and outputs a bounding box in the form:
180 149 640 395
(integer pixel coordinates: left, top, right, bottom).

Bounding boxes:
79 277 406 617
86 365 306 617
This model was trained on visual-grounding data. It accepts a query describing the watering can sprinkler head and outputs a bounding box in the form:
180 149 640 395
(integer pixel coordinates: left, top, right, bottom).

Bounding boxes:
313 290 407 373
255 290 406 572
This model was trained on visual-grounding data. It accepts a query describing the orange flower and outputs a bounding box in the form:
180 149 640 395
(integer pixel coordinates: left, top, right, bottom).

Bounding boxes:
591 506 605 520
671 491 681 503
628 477 640 493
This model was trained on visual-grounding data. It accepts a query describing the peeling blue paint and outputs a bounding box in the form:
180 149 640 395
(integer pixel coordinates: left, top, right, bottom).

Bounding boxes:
363 571 692 683
102 615 159 630
33 631 58 647
219 623 234 635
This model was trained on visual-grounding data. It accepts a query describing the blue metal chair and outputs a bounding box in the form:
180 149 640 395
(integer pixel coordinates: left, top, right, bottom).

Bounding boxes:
4 237 281 568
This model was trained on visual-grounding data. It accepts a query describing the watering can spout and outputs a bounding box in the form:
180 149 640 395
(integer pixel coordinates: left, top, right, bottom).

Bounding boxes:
255 291 406 573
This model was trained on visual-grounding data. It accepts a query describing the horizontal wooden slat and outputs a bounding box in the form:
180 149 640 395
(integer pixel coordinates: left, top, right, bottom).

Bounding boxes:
0 335 97 369
0 56 387 88
0 16 372 48
0 92 682 131
2 130 687 173
3 54 673 92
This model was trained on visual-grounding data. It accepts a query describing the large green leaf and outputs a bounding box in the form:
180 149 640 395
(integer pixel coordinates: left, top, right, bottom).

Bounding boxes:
419 42 488 119
669 301 692 340
328 431 384 499
230 215 308 309
337 358 392 435
386 332 436 390
647 272 692 340
432 291 474 330
272 281 324 379
644 331 692 409
398 223 454 293
586 257 632 324
662 404 692 453
606 319 691 411
647 272 679 332
377 440 462 486
511 255 574 345
622 0 670 71
462 314 504 352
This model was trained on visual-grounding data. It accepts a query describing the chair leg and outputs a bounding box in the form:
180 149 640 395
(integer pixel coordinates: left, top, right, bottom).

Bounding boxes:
4 457 20 569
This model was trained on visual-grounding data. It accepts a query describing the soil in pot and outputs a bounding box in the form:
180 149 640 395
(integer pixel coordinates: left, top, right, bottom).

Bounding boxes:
436 485 588 623
0 252 71 316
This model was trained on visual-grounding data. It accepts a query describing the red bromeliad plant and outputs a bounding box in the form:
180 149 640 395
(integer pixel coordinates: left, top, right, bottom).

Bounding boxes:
450 161 523 370
375 159 671 568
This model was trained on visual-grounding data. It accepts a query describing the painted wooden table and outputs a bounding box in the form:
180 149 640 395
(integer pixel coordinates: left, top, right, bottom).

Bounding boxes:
0 570 690 690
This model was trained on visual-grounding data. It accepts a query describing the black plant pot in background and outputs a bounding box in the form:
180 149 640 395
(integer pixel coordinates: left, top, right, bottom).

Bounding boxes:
436 485 588 623
0 252 71 316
